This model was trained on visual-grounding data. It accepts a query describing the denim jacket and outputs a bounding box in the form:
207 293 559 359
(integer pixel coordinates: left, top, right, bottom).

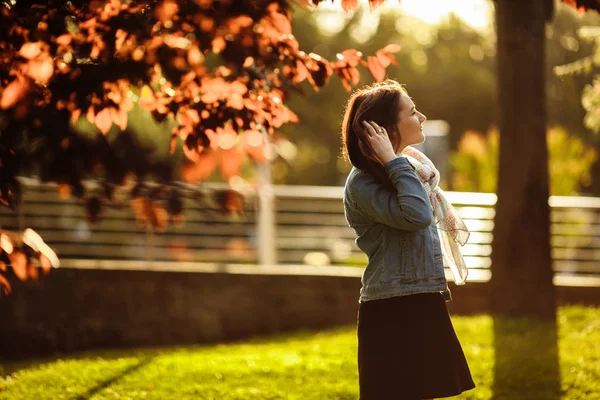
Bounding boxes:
343 156 452 303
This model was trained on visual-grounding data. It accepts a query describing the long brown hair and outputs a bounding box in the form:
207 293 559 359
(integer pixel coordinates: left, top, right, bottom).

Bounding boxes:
341 79 407 190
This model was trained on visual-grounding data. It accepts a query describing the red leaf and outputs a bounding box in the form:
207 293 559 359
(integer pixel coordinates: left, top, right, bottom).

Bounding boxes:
58 184 71 199
246 145 267 163
0 273 10 295
181 150 218 182
224 191 244 214
242 129 266 163
95 108 113 135
134 199 168 232
367 56 386 82
27 262 39 280
376 51 391 68
382 44 402 54
341 0 360 12
340 77 352 92
215 190 244 214
9 252 28 281
152 206 169 232
230 80 248 95
19 42 43 60
269 11 292 35
90 42 101 59
376 44 401 68
349 67 360 85
227 93 244 110
56 34 72 47
182 140 200 162
70 109 82 123
340 67 352 82
111 108 128 131
368 0 385 11
338 49 363 67
115 29 127 52
25 56 54 84
219 148 243 180
188 45 204 66
179 109 200 126
292 0 314 8
287 108 299 123
226 15 254 35
205 128 220 149
212 36 226 53
39 254 52 273
170 134 177 154
293 59 310 84
201 91 220 104
0 76 28 110
155 0 179 22
86 106 95 123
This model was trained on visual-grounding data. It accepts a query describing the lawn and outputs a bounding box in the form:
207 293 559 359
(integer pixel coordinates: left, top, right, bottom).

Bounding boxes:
0 306 598 400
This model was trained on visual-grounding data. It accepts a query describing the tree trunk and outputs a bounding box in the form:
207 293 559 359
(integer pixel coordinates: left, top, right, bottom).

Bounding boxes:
490 0 556 318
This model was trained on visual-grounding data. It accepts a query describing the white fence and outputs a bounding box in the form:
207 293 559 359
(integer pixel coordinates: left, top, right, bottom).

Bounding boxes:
0 179 599 282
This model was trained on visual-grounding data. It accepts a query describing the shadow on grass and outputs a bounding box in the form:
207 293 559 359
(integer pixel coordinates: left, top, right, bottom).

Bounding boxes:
0 326 350 379
492 313 561 400
70 356 155 400
0 347 162 378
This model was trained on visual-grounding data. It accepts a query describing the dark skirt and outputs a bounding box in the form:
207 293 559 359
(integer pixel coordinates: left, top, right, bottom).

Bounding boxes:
358 292 475 400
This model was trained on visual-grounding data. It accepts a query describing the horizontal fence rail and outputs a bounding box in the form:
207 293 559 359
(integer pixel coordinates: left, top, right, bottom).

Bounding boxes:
1 179 599 282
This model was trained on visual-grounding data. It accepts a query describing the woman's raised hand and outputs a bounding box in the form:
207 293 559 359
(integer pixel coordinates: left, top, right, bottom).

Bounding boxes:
360 121 397 165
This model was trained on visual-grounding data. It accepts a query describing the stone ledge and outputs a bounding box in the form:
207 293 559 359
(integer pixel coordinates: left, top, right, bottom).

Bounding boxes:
0 263 598 361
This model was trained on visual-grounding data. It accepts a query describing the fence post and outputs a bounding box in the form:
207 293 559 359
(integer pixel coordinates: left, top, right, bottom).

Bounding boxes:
256 127 276 266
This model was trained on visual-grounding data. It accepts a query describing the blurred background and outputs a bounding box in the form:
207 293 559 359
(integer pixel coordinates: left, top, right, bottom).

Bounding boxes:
62 0 600 195
1 2 600 399
281 0 600 194
2 0 600 273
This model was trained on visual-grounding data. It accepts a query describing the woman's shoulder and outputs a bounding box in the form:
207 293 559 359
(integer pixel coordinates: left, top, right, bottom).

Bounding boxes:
344 167 379 205
347 165 380 189
346 166 372 182
344 167 366 189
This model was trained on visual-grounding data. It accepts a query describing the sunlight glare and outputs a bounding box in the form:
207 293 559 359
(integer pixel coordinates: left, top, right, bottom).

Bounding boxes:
315 0 493 31
400 0 491 29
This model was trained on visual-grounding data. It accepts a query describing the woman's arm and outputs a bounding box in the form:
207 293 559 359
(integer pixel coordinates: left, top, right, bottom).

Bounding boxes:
350 156 433 231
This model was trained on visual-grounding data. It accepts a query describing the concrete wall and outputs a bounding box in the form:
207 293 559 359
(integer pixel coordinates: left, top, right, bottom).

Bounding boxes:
0 265 597 361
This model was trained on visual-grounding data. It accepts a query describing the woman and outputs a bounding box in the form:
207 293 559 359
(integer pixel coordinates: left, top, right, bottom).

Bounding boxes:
341 79 476 400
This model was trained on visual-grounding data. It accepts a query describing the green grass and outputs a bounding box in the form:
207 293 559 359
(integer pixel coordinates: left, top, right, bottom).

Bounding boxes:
0 306 598 400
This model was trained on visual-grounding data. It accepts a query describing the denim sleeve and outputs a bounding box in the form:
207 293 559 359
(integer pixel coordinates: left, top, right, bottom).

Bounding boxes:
350 156 433 231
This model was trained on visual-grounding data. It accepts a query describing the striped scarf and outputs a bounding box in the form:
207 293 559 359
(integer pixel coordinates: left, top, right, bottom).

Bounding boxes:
402 146 470 285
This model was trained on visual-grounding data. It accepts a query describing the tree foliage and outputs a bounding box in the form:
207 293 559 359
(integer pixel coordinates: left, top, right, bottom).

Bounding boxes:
554 23 600 135
450 126 598 195
0 0 596 293
0 0 400 212
0 0 402 293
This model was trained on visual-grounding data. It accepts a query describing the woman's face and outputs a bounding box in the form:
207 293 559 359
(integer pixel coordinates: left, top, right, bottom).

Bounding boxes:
395 93 427 152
